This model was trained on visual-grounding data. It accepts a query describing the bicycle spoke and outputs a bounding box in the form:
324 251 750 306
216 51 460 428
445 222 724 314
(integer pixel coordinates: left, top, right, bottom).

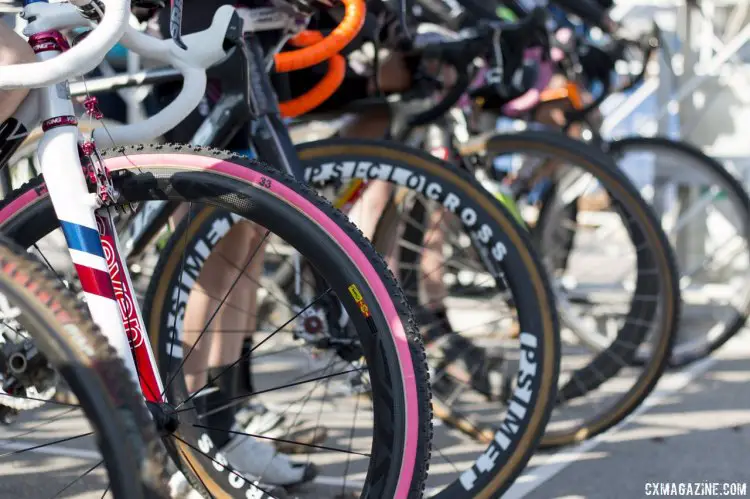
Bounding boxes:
49 459 103 498
32 243 69 290
162 230 271 398
0 392 80 409
3 407 79 440
177 366 364 414
165 202 194 394
341 378 363 497
176 445 215 499
193 424 370 457
176 286 332 409
196 355 349 419
171 434 281 499
0 431 93 459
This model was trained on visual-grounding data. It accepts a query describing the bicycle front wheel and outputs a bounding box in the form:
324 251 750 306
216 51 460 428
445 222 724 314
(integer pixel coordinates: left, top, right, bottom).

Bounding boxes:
472 130 681 447
609 137 750 367
0 144 431 499
298 138 561 499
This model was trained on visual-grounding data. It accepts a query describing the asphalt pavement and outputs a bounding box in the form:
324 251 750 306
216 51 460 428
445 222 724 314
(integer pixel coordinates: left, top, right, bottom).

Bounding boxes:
1 329 748 499
506 332 750 499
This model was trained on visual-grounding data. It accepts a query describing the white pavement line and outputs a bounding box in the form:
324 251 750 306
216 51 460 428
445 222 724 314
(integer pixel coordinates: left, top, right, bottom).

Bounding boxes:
312 475 366 488
504 355 718 499
0 439 101 460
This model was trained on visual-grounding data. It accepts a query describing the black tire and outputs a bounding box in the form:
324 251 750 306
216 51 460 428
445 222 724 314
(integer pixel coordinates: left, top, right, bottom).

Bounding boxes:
296 138 560 499
478 130 681 447
0 144 431 499
608 136 750 367
0 238 169 498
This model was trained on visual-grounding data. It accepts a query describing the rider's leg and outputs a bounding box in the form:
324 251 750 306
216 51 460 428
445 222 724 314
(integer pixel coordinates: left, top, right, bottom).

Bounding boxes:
339 106 394 243
0 20 35 123
340 61 454 331
177 215 318 485
335 53 411 263
181 220 263 390
150 4 319 486
181 219 264 436
420 208 448 310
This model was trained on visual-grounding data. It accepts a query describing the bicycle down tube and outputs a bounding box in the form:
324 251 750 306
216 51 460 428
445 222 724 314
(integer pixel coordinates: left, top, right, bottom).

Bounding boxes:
26 6 165 402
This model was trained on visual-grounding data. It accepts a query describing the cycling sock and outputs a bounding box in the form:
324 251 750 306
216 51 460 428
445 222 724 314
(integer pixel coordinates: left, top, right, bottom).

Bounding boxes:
239 337 254 395
203 365 240 448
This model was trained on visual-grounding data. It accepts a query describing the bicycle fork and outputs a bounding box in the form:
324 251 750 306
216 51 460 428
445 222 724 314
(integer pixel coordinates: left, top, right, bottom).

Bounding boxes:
32 31 164 403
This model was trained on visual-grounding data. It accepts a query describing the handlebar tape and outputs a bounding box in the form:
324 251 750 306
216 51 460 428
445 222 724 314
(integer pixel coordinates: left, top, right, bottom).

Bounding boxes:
275 0 366 72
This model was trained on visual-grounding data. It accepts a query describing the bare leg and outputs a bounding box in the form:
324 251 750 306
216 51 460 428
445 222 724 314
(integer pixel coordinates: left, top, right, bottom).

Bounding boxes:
182 220 265 392
179 107 393 389
0 20 34 123
421 207 448 310
176 54 411 447
341 107 451 312
340 108 400 270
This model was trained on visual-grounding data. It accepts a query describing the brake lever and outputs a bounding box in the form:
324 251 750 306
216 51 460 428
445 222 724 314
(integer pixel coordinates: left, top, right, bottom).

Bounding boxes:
170 0 187 50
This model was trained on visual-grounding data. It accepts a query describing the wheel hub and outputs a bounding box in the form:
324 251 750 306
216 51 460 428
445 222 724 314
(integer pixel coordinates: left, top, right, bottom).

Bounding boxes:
146 401 180 437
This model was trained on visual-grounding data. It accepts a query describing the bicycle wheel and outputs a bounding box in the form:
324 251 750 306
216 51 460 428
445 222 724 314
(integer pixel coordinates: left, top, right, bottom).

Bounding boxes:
609 137 750 367
0 239 169 498
0 144 431 499
289 138 558 498
463 130 680 448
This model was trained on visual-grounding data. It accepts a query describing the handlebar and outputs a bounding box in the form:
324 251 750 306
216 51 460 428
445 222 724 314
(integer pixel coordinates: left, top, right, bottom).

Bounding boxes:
2 0 364 143
400 7 548 132
0 1 236 146
94 5 238 147
278 31 347 117
274 0 365 72
0 0 130 89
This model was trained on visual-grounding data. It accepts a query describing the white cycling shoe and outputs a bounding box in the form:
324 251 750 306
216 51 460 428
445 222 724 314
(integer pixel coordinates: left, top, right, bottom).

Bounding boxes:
236 402 329 454
221 429 318 487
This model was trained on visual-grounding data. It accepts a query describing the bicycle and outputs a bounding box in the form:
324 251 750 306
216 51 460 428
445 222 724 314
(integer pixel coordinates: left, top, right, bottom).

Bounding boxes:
560 23 750 368
0 0 432 497
146 6 565 497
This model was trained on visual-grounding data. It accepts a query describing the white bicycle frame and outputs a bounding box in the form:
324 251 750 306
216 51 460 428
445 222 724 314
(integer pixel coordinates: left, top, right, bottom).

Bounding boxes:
0 0 243 401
